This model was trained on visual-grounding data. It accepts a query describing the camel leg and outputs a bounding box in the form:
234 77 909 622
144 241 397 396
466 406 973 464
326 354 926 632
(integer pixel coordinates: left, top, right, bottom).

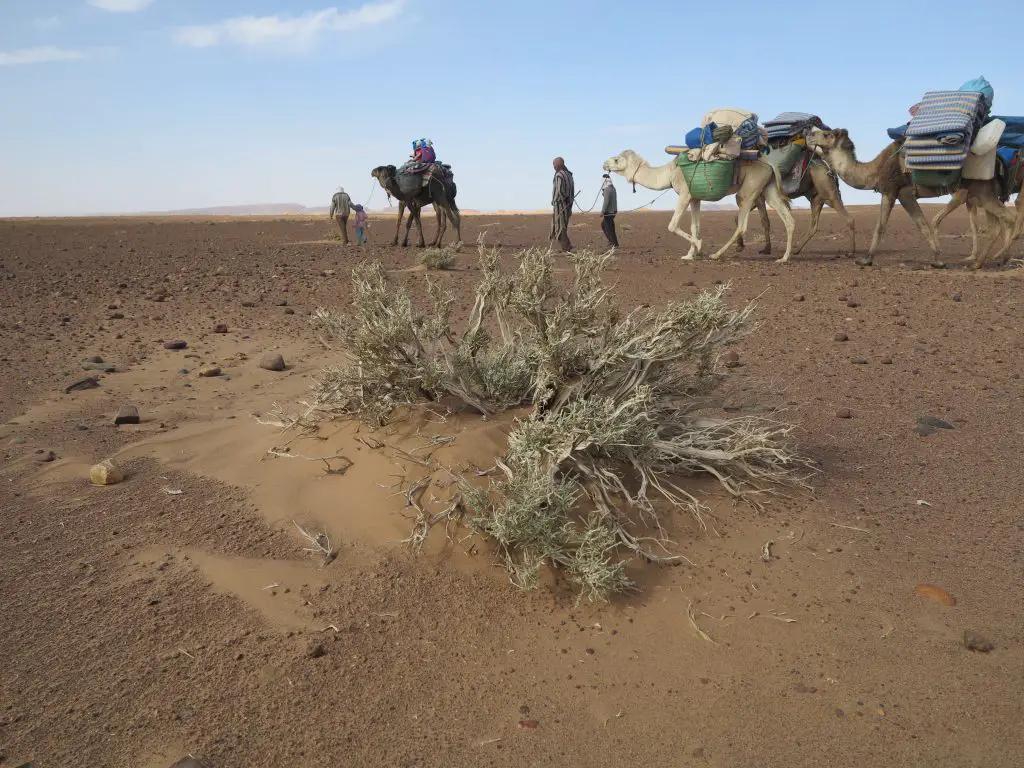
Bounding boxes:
666 186 701 259
433 203 445 248
691 199 703 258
978 200 1016 267
402 206 418 247
830 195 857 258
447 206 463 245
756 198 772 255
968 205 994 269
897 190 942 262
1014 186 1024 240
793 194 824 256
933 188 968 231
413 206 427 248
861 194 897 266
709 195 759 261
764 184 795 263
392 202 406 246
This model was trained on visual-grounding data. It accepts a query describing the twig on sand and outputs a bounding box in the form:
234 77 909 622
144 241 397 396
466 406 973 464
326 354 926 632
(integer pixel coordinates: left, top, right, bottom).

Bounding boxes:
828 522 869 533
404 493 465 552
292 520 336 566
685 595 716 645
760 540 773 562
264 448 353 475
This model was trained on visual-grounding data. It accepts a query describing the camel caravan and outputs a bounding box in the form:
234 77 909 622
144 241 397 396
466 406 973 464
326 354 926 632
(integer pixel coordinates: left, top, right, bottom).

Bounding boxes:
600 76 1024 268
366 78 1024 268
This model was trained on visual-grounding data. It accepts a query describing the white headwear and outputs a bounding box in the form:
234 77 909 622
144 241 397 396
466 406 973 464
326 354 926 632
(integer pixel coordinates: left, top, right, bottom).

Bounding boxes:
337 186 344 193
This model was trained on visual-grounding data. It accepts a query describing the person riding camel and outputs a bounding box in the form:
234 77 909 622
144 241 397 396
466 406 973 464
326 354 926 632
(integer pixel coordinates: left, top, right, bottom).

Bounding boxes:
412 138 436 165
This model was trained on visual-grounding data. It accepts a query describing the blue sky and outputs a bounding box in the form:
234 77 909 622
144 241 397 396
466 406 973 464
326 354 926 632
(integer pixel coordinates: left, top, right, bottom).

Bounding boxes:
1 0 1022 216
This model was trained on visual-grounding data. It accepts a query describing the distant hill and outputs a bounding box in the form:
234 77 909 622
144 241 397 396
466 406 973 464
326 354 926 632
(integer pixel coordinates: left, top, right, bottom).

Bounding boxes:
161 203 330 216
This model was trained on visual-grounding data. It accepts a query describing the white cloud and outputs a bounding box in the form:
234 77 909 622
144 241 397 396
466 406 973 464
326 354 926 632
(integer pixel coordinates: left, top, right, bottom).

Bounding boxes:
33 16 63 29
0 46 88 67
88 0 153 12
173 1 403 51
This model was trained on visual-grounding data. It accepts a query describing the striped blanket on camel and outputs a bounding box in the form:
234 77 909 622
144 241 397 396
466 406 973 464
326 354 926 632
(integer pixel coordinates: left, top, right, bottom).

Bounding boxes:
904 90 988 170
764 112 828 141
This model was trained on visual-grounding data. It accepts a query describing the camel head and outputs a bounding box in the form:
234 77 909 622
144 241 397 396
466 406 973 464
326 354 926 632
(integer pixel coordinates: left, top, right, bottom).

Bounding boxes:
602 150 641 176
371 165 397 184
806 128 854 156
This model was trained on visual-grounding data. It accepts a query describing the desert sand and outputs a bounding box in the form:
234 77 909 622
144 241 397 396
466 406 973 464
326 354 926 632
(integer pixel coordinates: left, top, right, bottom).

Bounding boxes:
1 208 1022 767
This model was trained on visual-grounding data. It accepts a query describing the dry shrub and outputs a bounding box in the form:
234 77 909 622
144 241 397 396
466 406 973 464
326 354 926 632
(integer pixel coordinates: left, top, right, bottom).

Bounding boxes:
299 239 811 600
420 243 458 270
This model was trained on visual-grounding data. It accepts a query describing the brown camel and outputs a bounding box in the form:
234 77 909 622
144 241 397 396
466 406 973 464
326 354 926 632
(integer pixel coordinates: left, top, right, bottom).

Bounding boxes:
806 128 1013 267
371 165 462 248
738 157 856 258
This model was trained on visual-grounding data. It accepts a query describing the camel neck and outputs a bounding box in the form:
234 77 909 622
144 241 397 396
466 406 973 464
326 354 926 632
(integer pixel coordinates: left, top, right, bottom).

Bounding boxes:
627 158 675 191
827 142 896 191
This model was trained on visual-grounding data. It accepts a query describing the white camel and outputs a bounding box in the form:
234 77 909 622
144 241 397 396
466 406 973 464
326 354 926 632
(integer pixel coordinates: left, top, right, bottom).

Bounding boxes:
602 150 795 262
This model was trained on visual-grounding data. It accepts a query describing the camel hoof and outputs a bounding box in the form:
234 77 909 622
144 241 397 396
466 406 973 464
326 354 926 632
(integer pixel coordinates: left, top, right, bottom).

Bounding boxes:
759 247 773 256
930 261 948 270
774 257 789 264
855 257 873 267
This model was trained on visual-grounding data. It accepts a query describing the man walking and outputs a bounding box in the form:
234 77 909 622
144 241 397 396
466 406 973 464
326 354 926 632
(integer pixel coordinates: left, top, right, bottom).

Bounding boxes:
549 157 575 252
329 186 353 244
600 173 619 248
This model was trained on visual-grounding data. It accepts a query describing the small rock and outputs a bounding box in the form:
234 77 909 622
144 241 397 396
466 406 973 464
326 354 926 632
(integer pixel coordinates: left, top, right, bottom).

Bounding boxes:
881 357 893 365
75 424 89 431
518 719 539 730
963 631 994 653
308 643 326 659
114 405 140 426
277 300 288 307
84 355 104 364
259 353 286 372
846 301 860 308
852 358 868 365
835 408 853 419
82 362 117 373
90 459 124 486
108 312 125 320
214 324 229 334
198 366 222 378
64 376 100 394
163 340 188 350
952 294 962 302
37 451 56 463
721 350 740 369
241 301 256 308
833 332 849 342
794 294 805 302
284 308 295 315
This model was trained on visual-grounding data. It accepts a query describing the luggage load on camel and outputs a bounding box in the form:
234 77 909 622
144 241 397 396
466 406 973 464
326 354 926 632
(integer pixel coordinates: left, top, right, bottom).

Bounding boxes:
899 78 994 187
762 112 830 196
396 138 454 194
662 107 767 200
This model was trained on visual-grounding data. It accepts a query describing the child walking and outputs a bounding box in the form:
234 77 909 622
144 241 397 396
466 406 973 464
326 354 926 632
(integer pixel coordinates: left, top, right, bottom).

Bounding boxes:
353 204 369 245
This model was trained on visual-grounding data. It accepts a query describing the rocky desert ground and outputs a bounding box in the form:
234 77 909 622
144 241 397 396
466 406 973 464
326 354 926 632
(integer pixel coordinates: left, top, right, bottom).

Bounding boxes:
1 208 1022 767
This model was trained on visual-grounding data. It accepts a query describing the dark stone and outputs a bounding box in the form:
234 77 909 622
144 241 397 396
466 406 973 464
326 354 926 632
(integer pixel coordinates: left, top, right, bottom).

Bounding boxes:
852 358 868 365
64 376 100 394
836 408 853 419
284 308 295 315
963 631 994 653
214 324 228 334
114 406 140 426
163 340 188 350
308 643 326 659
916 415 954 435
833 332 849 342
84 355 104 364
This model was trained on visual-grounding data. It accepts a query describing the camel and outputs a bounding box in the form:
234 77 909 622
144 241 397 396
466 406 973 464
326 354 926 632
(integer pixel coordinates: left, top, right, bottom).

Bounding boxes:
371 165 462 248
805 128 1014 267
602 150 796 262
738 157 856 258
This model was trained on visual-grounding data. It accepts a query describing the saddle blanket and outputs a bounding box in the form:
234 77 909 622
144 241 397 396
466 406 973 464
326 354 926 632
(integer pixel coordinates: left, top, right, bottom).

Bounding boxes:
764 112 828 140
